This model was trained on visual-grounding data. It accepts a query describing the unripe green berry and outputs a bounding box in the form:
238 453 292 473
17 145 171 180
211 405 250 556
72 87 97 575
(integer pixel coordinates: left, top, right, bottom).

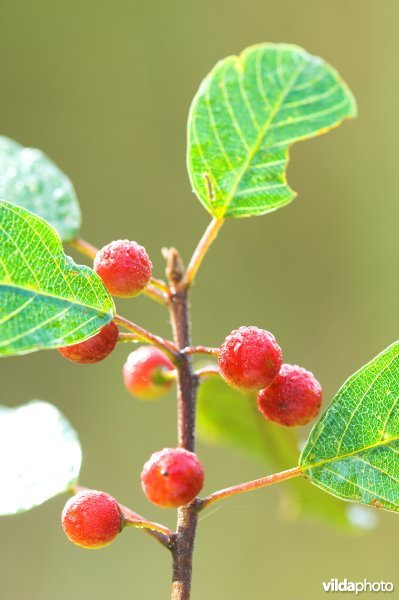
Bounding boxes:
58 322 119 364
61 490 123 549
218 326 282 390
94 239 152 297
141 448 204 508
257 363 322 427
123 346 175 400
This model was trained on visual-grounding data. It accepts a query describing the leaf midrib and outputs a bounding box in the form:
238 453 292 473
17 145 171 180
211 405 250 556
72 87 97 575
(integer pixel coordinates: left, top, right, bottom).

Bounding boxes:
0 281 114 316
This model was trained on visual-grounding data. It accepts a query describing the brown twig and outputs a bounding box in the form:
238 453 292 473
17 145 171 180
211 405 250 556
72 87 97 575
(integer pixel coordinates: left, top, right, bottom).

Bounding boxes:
166 248 199 600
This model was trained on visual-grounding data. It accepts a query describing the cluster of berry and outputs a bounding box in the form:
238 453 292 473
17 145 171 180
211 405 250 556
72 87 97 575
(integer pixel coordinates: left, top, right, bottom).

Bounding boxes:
219 325 322 427
59 239 321 549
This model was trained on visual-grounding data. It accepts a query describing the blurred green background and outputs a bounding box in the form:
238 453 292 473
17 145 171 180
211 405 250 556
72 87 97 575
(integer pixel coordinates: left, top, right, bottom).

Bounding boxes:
1 0 399 598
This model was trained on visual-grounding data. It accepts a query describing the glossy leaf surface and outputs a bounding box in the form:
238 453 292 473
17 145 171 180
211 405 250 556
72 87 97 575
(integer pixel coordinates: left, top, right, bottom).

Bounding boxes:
188 43 356 218
0 201 114 356
301 342 399 513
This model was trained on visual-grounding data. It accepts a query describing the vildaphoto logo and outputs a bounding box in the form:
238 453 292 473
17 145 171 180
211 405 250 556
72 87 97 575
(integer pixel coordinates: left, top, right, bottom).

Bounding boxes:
322 579 394 594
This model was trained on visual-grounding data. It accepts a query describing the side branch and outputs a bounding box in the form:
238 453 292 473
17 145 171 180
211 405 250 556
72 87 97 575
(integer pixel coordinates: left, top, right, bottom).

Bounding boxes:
198 467 301 510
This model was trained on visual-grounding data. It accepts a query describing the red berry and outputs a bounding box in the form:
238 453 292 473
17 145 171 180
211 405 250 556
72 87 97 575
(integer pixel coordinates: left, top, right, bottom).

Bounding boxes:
141 448 204 508
61 489 123 549
257 364 322 427
123 346 175 400
94 239 152 297
58 321 119 364
218 326 282 390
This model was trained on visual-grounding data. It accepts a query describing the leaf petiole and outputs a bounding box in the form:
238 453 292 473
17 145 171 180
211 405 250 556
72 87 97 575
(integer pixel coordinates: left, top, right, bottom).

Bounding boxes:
198 466 301 511
183 217 224 287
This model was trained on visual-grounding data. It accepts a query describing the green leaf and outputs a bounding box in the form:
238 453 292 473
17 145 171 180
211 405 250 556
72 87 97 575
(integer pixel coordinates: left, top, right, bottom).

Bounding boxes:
0 136 81 241
300 341 399 513
187 43 356 219
0 400 81 515
197 377 372 530
0 201 115 356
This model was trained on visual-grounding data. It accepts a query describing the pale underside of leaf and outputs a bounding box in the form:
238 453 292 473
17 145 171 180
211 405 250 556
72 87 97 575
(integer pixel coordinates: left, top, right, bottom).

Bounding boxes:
0 201 114 356
0 400 81 515
0 136 81 241
300 342 399 513
187 43 357 219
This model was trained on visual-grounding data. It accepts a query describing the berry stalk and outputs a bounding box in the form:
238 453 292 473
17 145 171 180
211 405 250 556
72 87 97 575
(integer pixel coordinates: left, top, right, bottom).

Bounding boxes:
122 509 175 540
113 314 179 363
195 366 220 380
70 485 173 549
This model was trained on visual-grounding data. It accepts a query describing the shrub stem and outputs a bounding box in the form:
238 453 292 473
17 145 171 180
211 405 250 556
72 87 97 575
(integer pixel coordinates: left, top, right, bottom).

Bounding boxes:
166 248 199 600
